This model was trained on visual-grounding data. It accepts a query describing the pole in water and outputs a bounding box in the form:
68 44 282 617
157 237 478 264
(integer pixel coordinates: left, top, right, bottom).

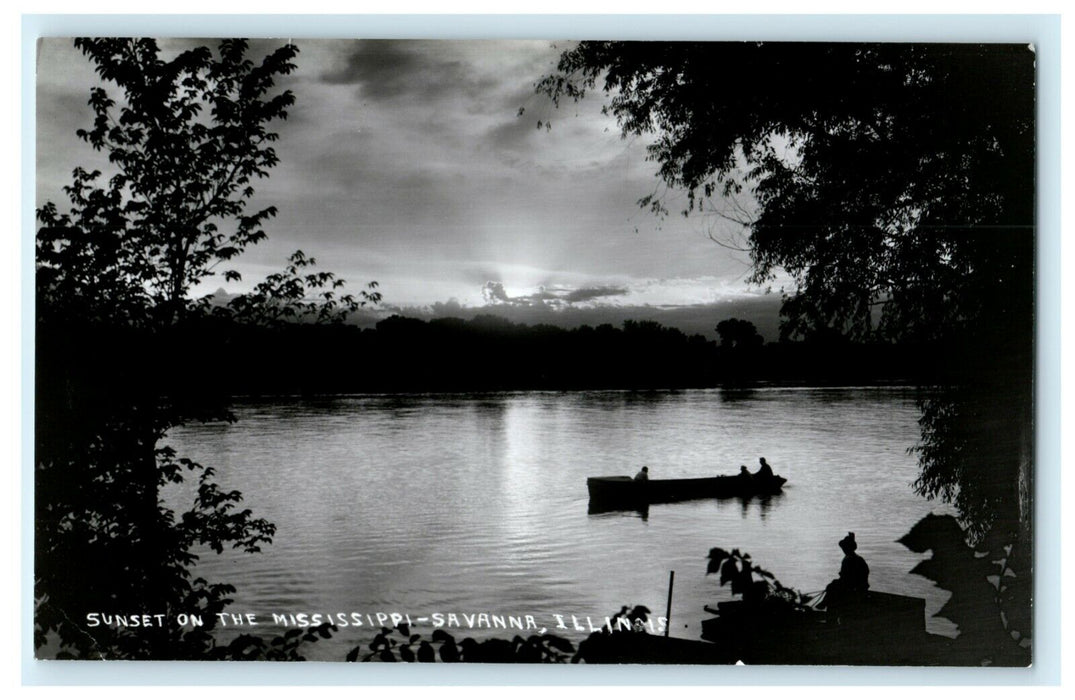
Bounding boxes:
665 570 675 637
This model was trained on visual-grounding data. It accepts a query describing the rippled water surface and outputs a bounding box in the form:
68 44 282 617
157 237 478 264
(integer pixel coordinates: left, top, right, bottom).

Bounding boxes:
164 388 954 660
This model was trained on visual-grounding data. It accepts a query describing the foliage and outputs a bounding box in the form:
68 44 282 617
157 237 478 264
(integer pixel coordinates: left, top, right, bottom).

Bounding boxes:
224 250 380 326
206 623 338 661
539 42 1032 341
37 38 381 329
39 38 292 324
568 605 664 664
539 40 1034 545
911 371 1031 543
706 548 810 610
346 624 575 663
713 317 764 384
715 318 763 349
702 522 1031 666
584 604 655 637
899 513 1030 666
35 38 376 659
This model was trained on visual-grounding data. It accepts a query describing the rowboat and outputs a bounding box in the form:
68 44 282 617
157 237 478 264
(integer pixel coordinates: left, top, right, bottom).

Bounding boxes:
586 472 786 509
699 590 933 665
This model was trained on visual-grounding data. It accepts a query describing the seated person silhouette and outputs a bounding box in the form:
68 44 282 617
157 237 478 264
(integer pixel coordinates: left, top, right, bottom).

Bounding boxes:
634 466 649 482
737 465 753 487
755 457 774 480
824 532 870 608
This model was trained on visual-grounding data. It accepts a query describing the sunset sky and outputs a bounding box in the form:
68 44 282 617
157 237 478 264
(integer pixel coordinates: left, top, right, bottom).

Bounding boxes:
36 38 785 339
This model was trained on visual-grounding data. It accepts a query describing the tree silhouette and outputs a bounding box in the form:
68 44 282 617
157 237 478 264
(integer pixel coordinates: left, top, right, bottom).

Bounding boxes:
540 41 1034 658
715 318 763 350
35 38 377 659
898 514 1030 665
539 41 1033 537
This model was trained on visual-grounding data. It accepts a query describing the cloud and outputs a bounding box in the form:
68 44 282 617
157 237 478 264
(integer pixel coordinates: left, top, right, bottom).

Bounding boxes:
319 41 501 104
481 281 562 307
481 281 511 303
563 286 630 303
320 41 428 93
480 280 668 311
37 38 769 333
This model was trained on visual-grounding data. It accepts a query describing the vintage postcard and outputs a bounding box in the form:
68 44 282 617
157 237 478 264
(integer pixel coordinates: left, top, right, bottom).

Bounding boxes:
32 31 1039 671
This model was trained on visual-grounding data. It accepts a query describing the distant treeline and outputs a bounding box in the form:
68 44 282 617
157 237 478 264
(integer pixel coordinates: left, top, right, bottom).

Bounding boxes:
42 314 961 398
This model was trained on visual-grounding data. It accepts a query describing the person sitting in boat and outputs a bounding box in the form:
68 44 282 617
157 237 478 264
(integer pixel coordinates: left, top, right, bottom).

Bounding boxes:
824 532 870 607
634 466 649 482
755 457 774 480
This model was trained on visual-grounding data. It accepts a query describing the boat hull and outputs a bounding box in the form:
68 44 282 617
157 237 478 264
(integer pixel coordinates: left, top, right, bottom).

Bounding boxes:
699 591 933 665
586 473 786 508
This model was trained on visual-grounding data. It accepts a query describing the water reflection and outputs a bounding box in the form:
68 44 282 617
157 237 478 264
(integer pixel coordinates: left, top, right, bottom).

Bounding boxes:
499 398 545 546
587 503 650 521
164 388 954 660
587 502 650 520
587 492 786 522
738 492 785 520
718 387 760 403
577 388 681 411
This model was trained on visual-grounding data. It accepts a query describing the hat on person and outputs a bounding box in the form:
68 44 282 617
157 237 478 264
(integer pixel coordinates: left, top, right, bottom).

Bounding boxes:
839 532 858 552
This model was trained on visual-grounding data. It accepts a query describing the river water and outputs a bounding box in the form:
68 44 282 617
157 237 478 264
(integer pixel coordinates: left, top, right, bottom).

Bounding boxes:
163 387 955 661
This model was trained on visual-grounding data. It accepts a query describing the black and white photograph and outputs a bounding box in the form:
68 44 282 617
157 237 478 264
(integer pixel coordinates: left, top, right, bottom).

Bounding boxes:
32 28 1042 670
